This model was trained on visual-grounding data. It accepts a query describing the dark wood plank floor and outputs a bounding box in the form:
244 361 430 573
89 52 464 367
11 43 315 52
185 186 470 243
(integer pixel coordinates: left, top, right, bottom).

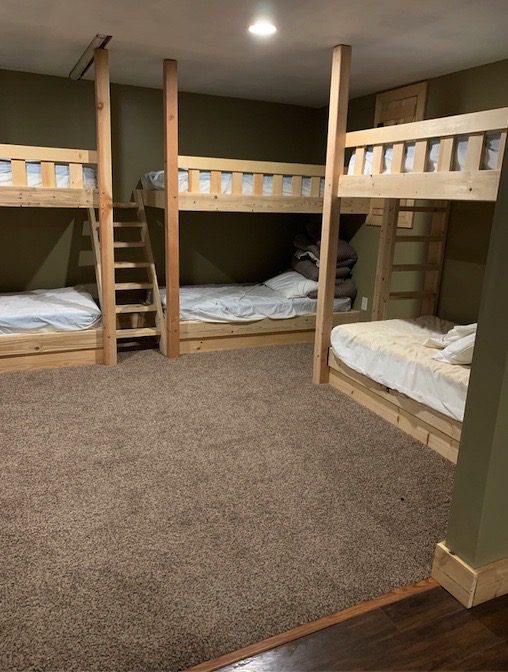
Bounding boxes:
216 588 508 671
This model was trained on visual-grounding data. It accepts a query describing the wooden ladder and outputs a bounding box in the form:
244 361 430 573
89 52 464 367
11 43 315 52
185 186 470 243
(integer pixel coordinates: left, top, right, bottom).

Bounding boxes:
88 195 165 351
371 200 451 320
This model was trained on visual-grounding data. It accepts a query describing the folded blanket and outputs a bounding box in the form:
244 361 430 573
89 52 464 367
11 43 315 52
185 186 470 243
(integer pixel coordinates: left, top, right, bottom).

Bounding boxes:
308 278 357 301
292 255 350 281
294 231 358 269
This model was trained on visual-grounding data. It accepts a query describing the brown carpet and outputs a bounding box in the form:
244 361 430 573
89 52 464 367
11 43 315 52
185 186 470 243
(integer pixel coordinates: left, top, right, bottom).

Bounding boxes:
0 344 454 672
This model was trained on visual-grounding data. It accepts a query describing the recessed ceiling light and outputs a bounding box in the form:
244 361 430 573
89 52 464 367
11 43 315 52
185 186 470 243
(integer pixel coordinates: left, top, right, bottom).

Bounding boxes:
248 19 277 37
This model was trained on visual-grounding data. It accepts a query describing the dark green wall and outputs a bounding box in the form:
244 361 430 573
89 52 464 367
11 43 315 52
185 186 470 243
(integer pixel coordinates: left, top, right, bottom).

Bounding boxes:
340 58 508 324
0 69 323 292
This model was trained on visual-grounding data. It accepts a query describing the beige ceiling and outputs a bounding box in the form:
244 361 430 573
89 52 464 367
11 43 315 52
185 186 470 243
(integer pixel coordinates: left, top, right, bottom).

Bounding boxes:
1 0 507 106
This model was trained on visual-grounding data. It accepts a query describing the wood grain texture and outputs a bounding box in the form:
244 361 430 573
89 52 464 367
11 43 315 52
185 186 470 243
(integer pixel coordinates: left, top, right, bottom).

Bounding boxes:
189 579 437 672
163 58 180 358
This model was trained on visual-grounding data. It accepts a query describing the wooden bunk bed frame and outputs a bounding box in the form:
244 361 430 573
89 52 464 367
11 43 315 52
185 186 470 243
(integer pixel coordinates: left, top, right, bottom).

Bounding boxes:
140 59 362 357
314 44 508 462
0 47 116 373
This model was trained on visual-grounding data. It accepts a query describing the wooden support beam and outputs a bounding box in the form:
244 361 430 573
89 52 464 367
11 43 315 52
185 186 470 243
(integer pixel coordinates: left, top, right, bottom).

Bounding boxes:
313 44 351 384
94 47 116 365
163 59 180 358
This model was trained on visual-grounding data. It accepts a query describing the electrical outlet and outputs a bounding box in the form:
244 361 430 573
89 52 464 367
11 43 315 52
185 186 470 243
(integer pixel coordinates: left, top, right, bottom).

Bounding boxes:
361 297 369 311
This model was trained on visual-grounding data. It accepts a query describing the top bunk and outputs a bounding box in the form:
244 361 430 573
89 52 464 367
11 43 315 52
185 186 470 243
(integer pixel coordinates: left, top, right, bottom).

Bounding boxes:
339 107 508 202
139 156 370 215
0 143 98 208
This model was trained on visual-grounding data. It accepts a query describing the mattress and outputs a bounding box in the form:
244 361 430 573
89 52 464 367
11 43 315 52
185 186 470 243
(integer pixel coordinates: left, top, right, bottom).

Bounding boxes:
330 316 470 421
0 287 102 335
347 133 501 175
160 284 351 322
0 161 97 188
141 170 325 197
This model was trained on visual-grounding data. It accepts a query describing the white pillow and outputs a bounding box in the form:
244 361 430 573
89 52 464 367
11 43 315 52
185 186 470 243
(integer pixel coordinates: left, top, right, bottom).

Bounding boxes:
434 332 476 365
425 323 477 349
264 271 318 299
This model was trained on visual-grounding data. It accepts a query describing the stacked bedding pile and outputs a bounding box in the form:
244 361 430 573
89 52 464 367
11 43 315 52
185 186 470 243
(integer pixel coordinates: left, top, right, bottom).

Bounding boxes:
330 317 476 421
160 271 351 323
0 287 101 334
291 223 358 302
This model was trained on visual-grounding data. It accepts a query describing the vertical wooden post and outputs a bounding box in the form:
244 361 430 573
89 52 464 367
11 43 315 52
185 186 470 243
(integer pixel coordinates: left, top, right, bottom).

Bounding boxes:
94 47 117 366
163 59 180 358
371 199 399 321
313 45 351 384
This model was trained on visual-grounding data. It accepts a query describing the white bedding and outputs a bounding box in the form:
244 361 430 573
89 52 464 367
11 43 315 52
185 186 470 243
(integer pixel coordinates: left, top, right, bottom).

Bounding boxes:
160 284 350 322
141 170 325 197
0 161 97 188
0 287 101 335
347 133 500 175
330 316 470 421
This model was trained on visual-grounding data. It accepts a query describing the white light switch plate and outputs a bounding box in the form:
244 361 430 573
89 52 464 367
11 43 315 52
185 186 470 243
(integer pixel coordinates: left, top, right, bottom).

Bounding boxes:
361 297 369 311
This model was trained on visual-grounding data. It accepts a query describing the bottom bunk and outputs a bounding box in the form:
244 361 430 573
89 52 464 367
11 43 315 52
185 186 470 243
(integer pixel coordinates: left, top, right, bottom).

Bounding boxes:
327 317 472 464
0 287 103 373
160 272 360 352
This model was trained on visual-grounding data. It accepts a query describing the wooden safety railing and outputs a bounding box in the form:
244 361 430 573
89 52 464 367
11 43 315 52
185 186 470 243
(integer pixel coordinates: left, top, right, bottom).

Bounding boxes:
339 107 508 202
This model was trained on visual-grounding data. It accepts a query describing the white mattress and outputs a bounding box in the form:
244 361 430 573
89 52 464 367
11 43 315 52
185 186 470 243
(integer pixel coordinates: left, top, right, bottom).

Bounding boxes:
0 287 102 335
141 170 325 197
0 161 97 188
347 133 500 175
160 284 350 322
330 316 470 421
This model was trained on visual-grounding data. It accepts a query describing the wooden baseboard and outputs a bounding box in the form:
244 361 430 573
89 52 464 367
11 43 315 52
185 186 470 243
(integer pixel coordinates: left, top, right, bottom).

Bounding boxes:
432 542 508 608
188 579 437 672
328 351 460 464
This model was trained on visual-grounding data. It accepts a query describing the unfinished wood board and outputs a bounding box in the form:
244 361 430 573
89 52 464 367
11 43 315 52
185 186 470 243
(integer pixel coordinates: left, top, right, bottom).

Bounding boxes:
0 329 103 358
0 348 104 374
313 44 351 384
327 352 460 463
432 542 508 608
0 187 97 208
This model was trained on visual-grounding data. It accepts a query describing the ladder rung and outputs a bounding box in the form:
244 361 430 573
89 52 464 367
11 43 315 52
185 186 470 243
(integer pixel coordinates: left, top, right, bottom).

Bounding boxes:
395 235 444 243
113 241 145 248
113 201 138 209
117 327 160 339
392 263 441 272
114 261 151 269
113 222 143 228
115 282 152 290
115 304 157 314
398 206 449 213
389 290 436 300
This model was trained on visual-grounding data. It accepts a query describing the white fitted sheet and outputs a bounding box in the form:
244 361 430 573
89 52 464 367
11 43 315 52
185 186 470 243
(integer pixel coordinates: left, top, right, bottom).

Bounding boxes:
330 316 470 421
0 287 101 335
0 161 97 188
141 170 325 197
160 284 350 323
347 133 500 175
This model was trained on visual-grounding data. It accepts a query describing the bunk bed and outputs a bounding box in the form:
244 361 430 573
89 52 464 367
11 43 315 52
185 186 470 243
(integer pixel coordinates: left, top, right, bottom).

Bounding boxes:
314 44 508 463
0 47 117 373
138 59 363 356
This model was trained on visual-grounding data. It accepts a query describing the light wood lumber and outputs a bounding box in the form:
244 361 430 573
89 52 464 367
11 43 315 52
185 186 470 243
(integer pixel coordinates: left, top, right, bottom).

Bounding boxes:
371 199 399 320
163 58 180 358
313 44 351 384
94 47 116 365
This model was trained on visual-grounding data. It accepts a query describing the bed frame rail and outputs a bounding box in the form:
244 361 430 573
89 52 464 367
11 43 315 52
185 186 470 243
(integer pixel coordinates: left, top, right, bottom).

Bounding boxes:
339 107 508 202
0 143 98 207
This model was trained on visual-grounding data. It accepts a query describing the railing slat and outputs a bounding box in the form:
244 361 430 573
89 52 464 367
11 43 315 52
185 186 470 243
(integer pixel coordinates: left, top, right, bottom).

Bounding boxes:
11 159 27 186
188 169 199 192
310 176 320 197
391 143 405 174
353 147 365 176
210 170 221 194
413 140 428 172
69 163 83 188
497 132 507 170
292 175 302 196
272 174 283 196
371 146 384 175
41 161 55 187
232 172 243 194
465 133 485 171
437 137 455 172
253 173 263 195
